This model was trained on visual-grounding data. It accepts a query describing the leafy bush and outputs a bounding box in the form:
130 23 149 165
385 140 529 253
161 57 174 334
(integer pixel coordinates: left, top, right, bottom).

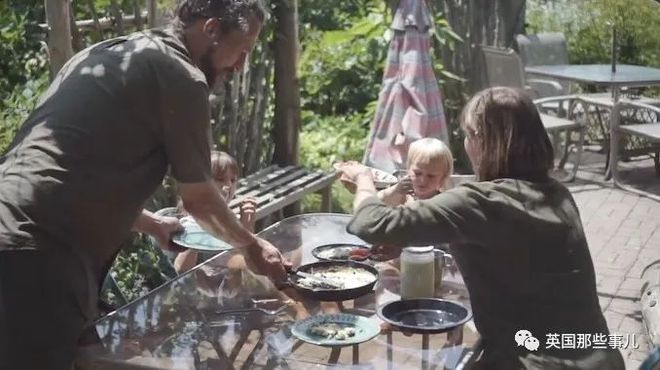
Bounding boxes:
527 0 660 67
299 111 373 212
0 2 47 103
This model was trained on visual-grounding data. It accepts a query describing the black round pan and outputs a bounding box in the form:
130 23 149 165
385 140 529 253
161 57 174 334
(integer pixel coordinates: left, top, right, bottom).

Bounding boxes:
377 298 472 334
288 261 379 301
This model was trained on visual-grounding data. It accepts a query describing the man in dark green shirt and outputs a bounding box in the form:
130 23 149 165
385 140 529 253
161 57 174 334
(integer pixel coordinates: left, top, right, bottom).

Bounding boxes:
0 1 288 369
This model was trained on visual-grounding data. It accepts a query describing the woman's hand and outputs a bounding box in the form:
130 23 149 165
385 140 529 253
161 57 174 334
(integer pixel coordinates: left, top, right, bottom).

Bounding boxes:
334 161 372 182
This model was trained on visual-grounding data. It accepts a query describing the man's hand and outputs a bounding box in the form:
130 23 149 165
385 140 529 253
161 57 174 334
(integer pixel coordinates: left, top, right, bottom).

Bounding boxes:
243 237 292 282
152 216 185 252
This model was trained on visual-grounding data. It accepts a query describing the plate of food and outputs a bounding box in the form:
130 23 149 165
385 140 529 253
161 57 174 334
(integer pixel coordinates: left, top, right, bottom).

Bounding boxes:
311 243 395 262
291 313 380 347
312 243 371 261
371 168 398 188
285 261 379 301
171 216 234 252
333 163 398 190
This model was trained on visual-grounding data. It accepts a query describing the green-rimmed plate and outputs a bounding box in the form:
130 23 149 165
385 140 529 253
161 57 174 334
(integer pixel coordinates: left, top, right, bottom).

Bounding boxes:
291 313 380 347
171 216 234 252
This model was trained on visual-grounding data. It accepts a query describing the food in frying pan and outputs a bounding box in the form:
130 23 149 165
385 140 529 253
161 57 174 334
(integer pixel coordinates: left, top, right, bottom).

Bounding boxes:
309 322 356 340
296 266 377 290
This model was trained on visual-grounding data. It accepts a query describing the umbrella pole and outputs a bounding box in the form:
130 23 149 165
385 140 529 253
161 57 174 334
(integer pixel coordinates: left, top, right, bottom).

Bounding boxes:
611 26 617 74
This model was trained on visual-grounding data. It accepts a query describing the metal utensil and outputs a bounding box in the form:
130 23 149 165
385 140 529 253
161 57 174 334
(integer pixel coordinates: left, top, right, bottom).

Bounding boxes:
215 301 290 316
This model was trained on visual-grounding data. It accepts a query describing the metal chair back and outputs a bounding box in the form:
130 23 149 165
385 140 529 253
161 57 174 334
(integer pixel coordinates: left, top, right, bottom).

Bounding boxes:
480 45 527 89
514 33 571 94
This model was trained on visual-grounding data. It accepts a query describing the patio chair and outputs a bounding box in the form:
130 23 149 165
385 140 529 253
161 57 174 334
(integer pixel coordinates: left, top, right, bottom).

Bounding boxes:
479 45 585 182
514 33 572 98
516 33 660 172
514 33 614 99
614 100 660 175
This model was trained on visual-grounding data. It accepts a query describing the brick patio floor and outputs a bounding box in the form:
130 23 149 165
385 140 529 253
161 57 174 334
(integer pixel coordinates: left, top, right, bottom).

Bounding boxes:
564 152 660 369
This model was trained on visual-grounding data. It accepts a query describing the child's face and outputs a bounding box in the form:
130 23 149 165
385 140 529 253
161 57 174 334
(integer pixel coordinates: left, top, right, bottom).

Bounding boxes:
409 161 447 199
214 168 238 201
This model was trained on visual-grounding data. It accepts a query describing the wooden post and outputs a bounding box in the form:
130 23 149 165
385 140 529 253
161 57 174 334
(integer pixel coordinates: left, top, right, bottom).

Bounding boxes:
272 0 301 167
147 0 158 28
109 0 124 34
272 0 301 216
45 0 74 77
132 0 143 30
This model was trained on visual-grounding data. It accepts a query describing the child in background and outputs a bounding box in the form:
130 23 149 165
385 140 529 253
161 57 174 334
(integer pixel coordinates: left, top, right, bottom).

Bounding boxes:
378 138 454 206
174 151 257 274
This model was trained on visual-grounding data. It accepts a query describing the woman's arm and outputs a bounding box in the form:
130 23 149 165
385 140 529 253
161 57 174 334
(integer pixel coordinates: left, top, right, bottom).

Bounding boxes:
348 189 485 246
337 161 485 246
377 185 407 206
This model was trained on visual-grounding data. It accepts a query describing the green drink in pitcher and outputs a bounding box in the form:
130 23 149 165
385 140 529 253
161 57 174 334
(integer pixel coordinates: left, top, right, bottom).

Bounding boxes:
400 246 435 298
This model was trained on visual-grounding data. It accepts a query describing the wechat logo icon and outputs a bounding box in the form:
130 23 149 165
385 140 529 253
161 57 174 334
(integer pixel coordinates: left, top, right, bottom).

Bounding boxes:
515 329 539 351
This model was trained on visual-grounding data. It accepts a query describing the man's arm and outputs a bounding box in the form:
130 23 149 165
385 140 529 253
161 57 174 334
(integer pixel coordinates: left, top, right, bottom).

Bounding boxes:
178 180 290 280
178 181 257 248
132 209 183 252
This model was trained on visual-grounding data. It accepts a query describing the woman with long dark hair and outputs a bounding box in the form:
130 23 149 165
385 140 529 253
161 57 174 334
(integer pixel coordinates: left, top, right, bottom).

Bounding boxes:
337 87 624 369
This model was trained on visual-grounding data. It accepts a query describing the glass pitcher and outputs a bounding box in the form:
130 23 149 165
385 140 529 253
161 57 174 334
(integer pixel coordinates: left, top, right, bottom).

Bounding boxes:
400 246 435 299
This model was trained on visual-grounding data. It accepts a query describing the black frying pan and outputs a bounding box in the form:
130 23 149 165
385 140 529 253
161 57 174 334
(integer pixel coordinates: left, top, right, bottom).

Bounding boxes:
377 298 472 334
282 260 379 301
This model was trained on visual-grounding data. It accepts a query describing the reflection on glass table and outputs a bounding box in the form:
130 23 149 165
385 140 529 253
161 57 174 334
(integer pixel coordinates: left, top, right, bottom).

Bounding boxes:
82 213 480 370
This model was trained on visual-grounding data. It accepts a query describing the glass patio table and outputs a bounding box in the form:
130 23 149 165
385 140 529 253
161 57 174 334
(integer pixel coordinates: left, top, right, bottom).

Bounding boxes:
525 64 660 198
82 213 480 370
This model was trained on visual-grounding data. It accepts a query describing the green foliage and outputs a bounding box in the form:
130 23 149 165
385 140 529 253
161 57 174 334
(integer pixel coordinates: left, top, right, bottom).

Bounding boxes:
299 2 390 116
109 235 172 302
0 76 48 153
297 0 390 212
0 3 47 107
527 0 660 67
299 111 373 212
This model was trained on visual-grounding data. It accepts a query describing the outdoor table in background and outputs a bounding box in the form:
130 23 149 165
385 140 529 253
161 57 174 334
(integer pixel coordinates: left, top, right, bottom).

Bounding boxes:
525 64 660 198
80 213 480 370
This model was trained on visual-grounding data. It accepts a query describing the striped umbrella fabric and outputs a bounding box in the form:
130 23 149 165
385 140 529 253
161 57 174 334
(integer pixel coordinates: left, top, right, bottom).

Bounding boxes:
363 0 449 173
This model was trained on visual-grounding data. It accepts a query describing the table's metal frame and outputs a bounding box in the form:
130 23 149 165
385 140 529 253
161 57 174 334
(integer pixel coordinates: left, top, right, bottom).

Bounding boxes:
526 64 660 201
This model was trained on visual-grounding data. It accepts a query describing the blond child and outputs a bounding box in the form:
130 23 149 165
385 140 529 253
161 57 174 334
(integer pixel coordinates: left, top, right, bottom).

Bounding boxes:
174 151 257 273
378 138 454 205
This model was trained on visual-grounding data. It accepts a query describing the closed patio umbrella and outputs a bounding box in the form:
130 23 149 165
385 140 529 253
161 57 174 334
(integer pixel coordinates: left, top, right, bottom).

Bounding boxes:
363 0 449 173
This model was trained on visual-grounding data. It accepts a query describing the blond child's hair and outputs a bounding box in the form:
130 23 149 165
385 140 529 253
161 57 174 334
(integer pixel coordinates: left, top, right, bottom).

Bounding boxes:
210 150 239 180
407 138 454 186
177 150 238 214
